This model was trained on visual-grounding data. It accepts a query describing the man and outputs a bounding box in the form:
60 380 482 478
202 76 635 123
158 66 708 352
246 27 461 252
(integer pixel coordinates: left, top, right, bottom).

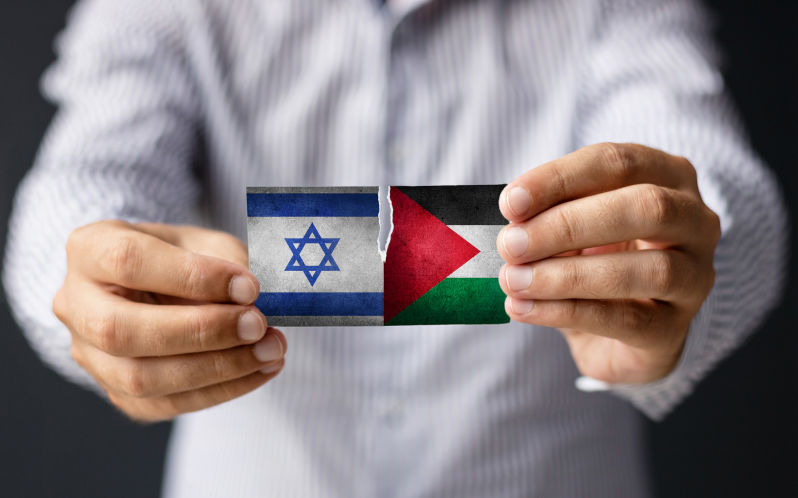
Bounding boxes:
2 0 786 496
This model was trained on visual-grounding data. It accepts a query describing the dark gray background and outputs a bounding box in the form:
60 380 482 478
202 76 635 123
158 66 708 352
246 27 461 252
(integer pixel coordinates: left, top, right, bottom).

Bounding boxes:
1 1 795 496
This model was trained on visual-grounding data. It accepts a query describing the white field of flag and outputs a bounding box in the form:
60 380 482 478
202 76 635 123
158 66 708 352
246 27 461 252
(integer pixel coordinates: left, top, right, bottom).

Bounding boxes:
246 187 384 326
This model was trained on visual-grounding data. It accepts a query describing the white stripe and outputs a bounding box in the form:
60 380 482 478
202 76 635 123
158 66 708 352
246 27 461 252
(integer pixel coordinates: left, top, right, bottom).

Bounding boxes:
248 216 383 293
447 224 504 278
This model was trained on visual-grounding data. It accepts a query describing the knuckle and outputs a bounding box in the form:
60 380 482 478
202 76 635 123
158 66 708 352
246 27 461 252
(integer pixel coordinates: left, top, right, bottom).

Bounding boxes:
599 142 634 180
101 235 143 284
208 351 235 381
558 261 584 294
187 309 216 351
87 310 125 355
120 361 150 397
175 254 207 296
648 252 678 297
550 208 581 247
548 162 570 201
641 185 676 227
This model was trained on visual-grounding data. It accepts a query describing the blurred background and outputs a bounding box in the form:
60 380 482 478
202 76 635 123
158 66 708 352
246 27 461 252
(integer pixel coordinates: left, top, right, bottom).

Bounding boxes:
1 1 796 496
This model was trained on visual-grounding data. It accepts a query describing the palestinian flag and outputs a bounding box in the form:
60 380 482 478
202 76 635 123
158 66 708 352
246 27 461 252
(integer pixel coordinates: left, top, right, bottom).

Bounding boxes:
384 185 509 326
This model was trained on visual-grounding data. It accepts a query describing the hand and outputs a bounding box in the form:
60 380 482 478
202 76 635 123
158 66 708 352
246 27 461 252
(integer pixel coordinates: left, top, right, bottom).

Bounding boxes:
53 220 286 422
497 143 720 384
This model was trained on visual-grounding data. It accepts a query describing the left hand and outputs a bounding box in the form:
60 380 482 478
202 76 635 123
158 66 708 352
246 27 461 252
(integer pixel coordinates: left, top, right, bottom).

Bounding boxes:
497 143 720 384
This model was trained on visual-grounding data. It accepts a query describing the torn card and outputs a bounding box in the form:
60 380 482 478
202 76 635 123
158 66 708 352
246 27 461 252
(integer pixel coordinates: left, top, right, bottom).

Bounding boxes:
246 185 509 326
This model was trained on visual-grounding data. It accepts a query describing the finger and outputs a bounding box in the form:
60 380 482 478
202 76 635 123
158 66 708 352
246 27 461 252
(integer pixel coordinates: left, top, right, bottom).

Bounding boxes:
497 184 710 264
109 368 283 423
499 250 708 304
500 143 698 222
69 220 259 304
504 297 682 348
65 280 270 357
78 329 286 398
134 223 250 268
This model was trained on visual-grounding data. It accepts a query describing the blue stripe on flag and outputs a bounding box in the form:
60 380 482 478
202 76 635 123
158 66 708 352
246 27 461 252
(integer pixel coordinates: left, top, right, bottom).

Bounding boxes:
256 292 384 316
247 193 378 217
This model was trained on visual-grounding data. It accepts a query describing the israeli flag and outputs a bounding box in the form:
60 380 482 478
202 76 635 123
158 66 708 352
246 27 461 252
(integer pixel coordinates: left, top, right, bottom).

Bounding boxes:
246 187 384 326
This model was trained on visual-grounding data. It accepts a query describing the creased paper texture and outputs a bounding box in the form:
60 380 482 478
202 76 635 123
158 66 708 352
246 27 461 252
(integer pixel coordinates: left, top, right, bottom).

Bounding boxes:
246 185 509 326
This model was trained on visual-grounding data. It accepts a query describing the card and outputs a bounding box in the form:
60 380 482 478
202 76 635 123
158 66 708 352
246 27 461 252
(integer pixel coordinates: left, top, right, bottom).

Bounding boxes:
246 186 509 326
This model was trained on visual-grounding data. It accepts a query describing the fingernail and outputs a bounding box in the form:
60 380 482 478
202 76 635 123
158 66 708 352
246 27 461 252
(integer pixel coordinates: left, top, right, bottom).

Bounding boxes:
253 333 284 362
506 187 531 217
505 265 533 291
230 276 258 304
237 311 265 342
510 297 535 315
261 360 284 375
502 227 529 258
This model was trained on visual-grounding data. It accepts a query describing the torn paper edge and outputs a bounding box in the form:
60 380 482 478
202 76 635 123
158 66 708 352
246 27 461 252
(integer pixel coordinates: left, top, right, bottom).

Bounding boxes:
377 185 394 262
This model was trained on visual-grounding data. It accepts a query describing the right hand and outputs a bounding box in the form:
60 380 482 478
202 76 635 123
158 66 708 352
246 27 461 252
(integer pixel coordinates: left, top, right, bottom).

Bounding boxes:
53 220 286 422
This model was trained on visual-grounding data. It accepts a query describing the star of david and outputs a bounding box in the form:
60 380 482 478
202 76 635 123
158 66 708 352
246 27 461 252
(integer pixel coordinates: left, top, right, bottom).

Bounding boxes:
284 223 340 286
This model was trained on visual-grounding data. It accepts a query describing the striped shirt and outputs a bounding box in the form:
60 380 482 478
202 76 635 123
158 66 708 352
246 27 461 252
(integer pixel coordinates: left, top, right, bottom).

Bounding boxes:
2 0 786 496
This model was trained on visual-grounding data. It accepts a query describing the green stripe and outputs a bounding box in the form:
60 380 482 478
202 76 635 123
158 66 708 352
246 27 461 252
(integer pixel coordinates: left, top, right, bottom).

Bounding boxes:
386 278 509 326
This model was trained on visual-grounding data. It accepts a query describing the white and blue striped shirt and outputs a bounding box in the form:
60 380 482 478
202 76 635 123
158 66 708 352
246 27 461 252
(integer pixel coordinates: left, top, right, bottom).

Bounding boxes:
2 0 786 496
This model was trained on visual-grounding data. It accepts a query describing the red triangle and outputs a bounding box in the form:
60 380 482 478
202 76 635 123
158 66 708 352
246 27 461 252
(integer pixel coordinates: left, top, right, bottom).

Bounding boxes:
384 188 480 322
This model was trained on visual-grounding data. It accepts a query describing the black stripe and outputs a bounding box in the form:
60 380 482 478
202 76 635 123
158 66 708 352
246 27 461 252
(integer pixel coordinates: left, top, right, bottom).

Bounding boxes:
395 185 507 225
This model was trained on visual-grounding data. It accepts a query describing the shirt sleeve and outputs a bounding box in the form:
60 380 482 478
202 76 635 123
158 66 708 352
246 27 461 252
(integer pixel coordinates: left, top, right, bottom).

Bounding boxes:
2 0 201 390
572 0 788 420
